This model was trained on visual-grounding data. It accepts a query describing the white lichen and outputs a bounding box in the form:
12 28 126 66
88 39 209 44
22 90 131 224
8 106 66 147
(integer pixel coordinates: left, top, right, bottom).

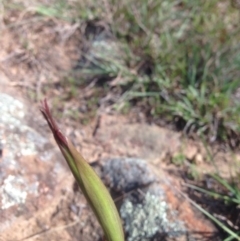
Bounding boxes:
0 175 27 209
120 192 186 241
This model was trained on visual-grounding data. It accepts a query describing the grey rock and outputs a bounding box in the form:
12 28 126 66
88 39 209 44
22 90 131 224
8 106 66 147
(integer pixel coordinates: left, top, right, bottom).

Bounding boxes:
0 94 46 210
101 157 157 194
99 157 186 240
0 93 68 238
74 23 125 82
120 192 186 241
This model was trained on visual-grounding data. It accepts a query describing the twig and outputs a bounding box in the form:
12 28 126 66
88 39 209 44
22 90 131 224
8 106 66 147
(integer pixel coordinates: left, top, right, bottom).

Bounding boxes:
19 219 80 241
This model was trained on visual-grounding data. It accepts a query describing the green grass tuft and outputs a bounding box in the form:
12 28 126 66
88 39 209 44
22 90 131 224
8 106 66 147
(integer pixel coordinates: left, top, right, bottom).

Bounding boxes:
60 0 240 144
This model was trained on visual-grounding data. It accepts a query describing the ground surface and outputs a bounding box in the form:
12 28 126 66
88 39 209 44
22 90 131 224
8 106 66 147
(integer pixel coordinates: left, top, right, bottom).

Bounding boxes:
1 1 240 240
0 86 219 241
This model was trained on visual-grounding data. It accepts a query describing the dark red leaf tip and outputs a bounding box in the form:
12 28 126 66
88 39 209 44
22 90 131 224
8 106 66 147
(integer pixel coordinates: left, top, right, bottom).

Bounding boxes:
40 99 68 147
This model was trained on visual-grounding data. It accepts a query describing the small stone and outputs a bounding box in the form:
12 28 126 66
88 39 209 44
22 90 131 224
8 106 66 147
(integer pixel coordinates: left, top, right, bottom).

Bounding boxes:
183 145 198 160
194 153 204 164
100 158 157 194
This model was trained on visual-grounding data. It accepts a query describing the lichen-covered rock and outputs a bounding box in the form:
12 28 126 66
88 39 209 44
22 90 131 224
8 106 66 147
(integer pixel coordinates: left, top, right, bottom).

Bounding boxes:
120 192 186 241
99 157 186 240
0 93 74 240
0 94 46 211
